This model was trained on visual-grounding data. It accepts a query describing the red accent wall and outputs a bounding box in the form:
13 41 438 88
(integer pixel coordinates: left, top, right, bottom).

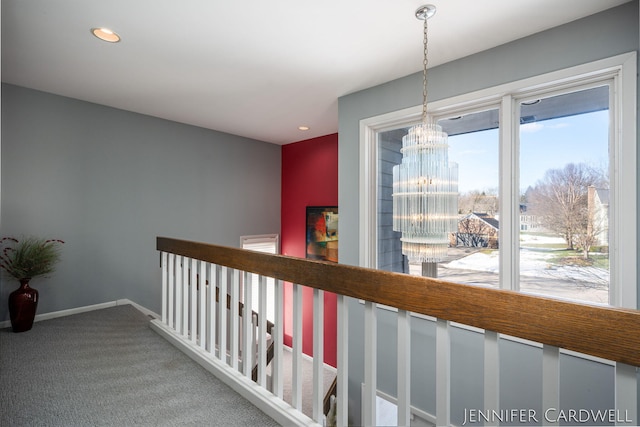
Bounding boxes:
281 134 338 367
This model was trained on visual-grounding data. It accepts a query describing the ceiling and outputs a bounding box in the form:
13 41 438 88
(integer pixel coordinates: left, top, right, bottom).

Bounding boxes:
1 0 631 145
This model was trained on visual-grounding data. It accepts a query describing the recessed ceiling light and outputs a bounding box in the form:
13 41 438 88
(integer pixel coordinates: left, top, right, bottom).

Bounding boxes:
91 27 121 43
298 126 310 131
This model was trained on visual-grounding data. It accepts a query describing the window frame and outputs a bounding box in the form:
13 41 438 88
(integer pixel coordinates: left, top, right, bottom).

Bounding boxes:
240 234 279 321
240 234 280 254
359 52 636 309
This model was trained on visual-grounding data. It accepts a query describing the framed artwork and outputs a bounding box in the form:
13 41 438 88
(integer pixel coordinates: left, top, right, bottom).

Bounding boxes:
306 206 338 262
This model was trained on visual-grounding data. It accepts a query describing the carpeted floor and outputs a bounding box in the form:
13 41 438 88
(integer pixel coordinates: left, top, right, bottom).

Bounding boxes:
277 344 336 420
0 304 280 426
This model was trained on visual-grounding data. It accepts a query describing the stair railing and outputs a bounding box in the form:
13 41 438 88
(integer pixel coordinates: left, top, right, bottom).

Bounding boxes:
153 236 640 427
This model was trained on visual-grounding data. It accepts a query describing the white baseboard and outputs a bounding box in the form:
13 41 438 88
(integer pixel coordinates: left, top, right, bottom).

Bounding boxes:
116 299 160 319
0 299 159 329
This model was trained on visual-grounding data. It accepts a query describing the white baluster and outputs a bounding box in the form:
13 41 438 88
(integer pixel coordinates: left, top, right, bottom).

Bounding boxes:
219 266 228 364
242 271 253 378
167 253 175 329
313 288 324 422
190 258 197 344
363 301 376 427
292 283 303 411
252 312 258 376
397 309 411 427
258 275 268 387
616 363 638 426
542 344 559 427
198 260 206 350
182 256 189 337
436 318 450 427
230 268 240 371
484 330 500 427
161 252 167 324
336 294 349 427
205 263 213 353
175 256 183 334
209 264 218 357
273 279 284 399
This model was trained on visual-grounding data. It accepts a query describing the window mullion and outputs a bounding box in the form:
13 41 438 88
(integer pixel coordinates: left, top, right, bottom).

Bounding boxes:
610 56 637 308
499 94 520 291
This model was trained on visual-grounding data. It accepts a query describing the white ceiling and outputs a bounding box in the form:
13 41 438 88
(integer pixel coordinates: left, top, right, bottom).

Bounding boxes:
1 0 631 145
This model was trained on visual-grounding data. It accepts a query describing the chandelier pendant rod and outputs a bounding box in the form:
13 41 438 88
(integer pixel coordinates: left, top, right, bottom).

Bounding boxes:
416 5 435 124
421 10 429 124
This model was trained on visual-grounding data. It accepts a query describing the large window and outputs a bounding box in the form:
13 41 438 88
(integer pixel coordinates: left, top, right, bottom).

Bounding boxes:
363 53 636 308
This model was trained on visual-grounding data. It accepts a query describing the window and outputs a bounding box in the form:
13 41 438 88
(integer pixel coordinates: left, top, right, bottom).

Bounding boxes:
240 234 279 321
241 234 279 255
362 53 636 308
378 108 501 285
518 85 610 303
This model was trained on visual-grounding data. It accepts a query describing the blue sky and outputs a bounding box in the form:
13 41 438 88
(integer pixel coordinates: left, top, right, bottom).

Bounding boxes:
447 110 609 194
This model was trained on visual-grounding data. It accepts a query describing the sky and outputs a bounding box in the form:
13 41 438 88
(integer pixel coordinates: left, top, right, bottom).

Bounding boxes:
447 110 609 194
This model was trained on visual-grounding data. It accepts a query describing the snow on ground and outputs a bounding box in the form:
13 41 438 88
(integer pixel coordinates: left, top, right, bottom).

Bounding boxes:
438 248 608 303
445 249 608 285
519 234 565 245
409 234 610 303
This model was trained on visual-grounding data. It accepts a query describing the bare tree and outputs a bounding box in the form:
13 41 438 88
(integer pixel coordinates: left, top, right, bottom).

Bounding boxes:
573 186 608 259
458 189 498 215
528 163 606 253
457 215 498 248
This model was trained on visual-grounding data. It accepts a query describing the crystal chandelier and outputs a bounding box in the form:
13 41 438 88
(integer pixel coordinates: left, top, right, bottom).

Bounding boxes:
392 5 458 268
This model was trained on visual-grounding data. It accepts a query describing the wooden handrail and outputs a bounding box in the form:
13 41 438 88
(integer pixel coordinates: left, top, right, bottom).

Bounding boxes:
324 376 337 416
158 236 640 367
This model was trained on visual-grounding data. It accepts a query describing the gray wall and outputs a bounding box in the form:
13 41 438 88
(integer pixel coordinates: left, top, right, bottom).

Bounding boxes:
338 2 639 425
1 84 281 320
378 129 405 274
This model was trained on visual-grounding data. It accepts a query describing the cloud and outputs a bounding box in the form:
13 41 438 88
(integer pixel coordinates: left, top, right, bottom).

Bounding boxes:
520 122 544 133
521 122 570 133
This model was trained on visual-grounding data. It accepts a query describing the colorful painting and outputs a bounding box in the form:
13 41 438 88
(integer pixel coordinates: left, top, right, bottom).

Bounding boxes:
306 206 338 262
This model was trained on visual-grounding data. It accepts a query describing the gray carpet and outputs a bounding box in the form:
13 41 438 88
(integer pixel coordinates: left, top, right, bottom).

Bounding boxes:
0 304 280 426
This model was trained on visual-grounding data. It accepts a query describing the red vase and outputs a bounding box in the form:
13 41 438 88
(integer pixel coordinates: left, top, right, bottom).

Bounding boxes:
8 279 38 333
